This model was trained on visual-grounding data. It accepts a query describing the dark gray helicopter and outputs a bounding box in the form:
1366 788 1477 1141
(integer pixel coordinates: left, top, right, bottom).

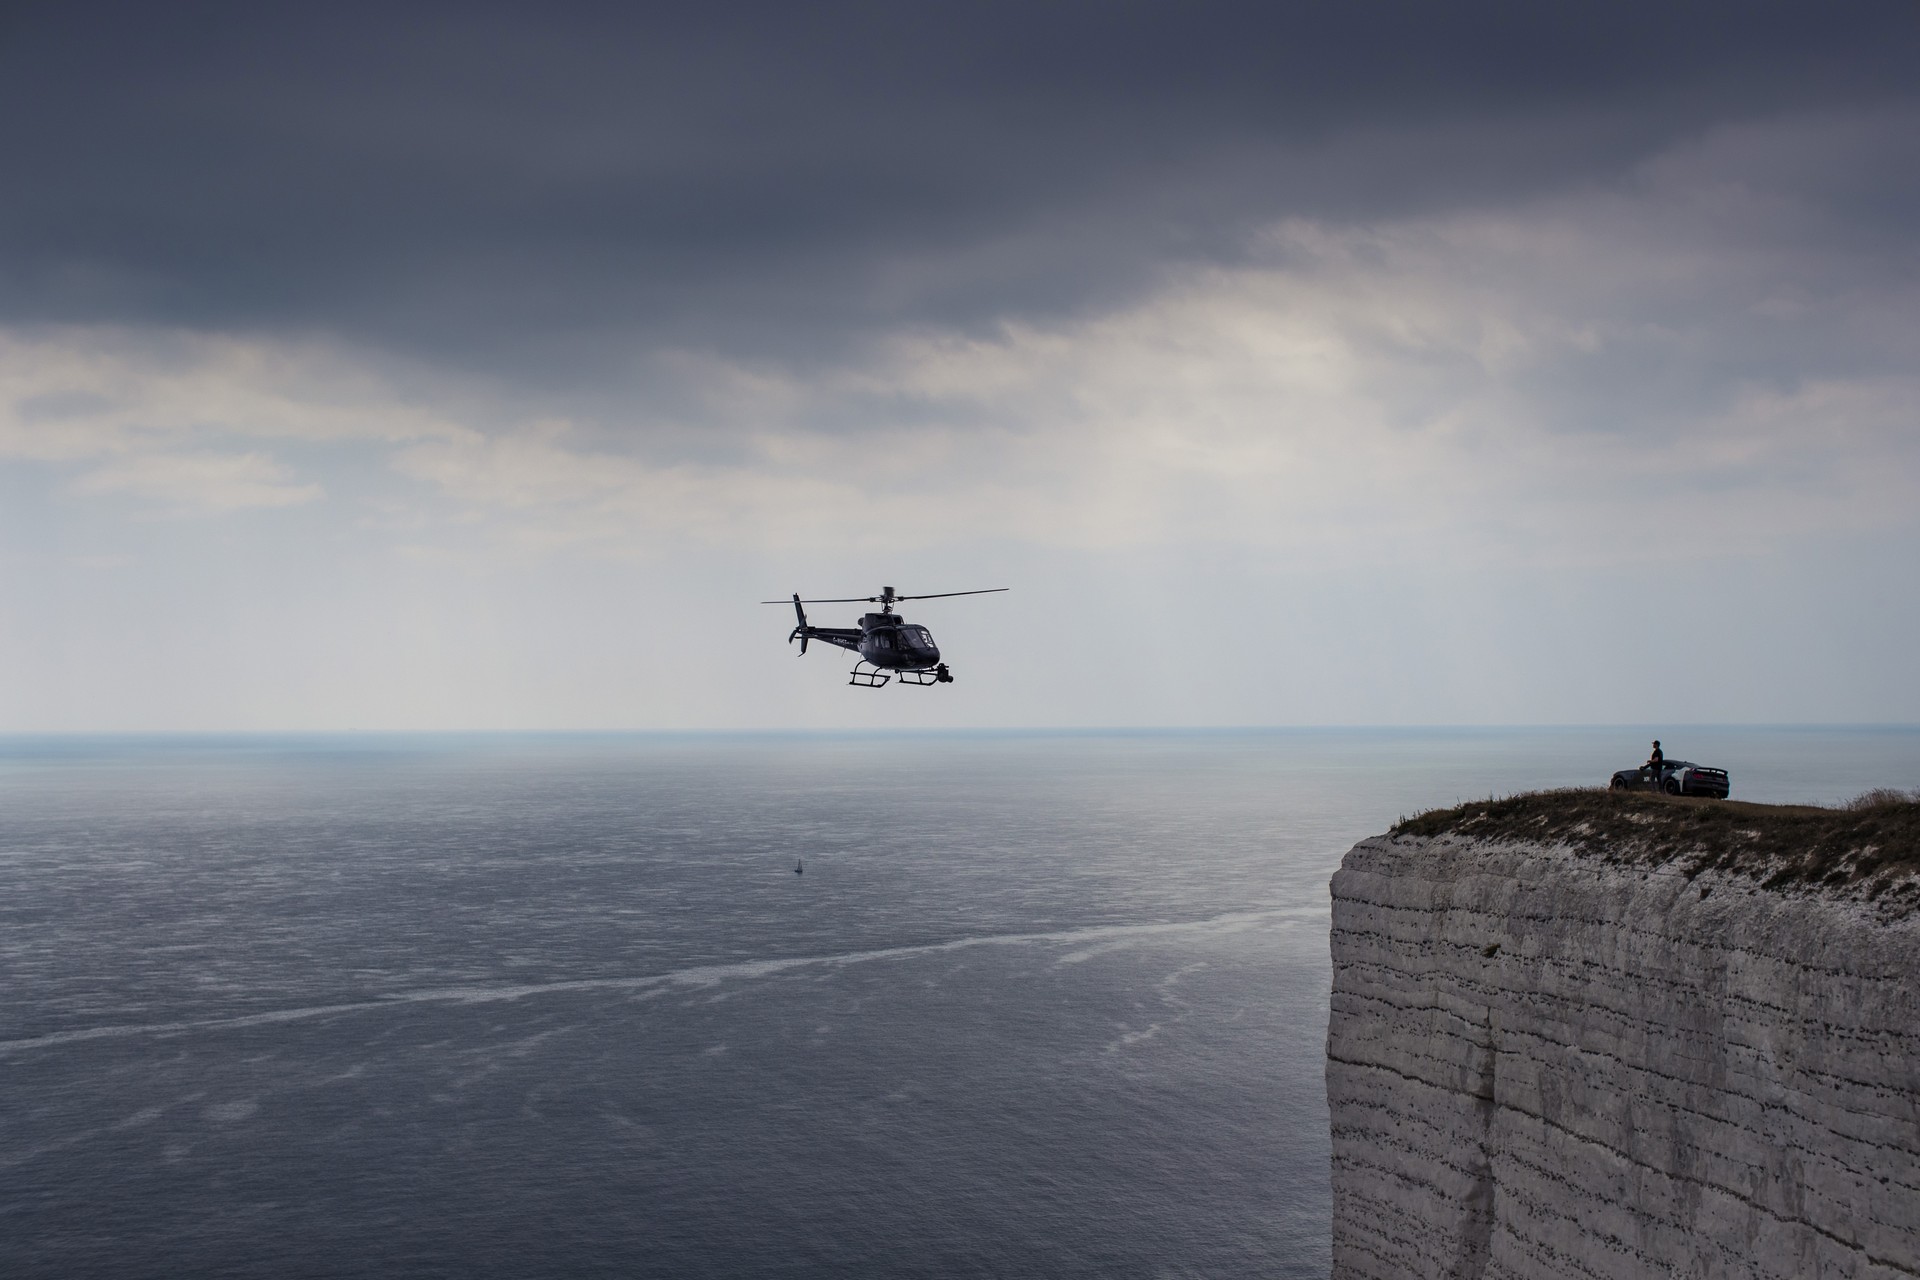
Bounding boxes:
764 586 1008 687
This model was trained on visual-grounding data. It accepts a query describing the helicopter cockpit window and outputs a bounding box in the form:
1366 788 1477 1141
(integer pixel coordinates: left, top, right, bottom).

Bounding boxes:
906 628 933 648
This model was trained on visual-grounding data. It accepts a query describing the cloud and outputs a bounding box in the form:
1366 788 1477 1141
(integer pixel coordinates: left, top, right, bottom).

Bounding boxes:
0 327 472 512
2 3 1915 381
70 450 322 511
592 230 1906 566
0 328 472 456
2 106 1914 554
385 200 1920 566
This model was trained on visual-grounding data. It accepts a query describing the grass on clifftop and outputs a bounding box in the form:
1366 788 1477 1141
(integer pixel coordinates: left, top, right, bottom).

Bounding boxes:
1392 787 1920 902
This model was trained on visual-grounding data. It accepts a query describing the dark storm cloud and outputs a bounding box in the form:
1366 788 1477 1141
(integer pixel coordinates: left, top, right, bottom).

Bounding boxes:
2 0 1916 381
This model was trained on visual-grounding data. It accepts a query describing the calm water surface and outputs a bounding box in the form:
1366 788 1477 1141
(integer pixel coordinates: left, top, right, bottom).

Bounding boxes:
4 728 1916 1278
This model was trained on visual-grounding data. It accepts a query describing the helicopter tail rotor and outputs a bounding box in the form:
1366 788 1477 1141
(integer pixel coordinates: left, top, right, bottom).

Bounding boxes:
788 593 810 655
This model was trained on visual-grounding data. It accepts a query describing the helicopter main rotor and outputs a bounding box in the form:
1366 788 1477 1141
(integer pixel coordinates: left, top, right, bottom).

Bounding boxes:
759 585 1008 615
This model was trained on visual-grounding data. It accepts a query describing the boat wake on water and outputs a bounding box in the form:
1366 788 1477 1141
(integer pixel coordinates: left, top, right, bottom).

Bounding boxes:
1 905 1322 1056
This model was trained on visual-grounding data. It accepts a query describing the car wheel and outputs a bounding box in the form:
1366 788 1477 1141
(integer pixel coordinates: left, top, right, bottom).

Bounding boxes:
1610 777 1626 790
1664 779 1682 795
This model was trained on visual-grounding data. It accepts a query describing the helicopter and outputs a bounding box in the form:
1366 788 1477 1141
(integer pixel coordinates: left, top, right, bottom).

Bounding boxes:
762 586 1008 687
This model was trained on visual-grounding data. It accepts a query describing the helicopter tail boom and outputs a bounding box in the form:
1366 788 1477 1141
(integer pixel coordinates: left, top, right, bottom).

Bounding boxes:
782 597 862 657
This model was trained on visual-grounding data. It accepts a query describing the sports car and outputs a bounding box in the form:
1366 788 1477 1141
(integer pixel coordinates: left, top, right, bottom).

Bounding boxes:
1609 760 1730 798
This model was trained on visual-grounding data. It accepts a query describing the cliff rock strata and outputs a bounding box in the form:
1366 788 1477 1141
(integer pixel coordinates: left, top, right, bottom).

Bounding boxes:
1327 797 1920 1280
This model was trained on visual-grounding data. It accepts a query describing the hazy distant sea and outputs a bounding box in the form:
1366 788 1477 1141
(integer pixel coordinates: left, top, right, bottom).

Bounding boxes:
5 728 1917 1279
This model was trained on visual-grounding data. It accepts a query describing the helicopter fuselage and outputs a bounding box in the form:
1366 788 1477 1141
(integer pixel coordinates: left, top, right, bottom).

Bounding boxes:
802 612 942 670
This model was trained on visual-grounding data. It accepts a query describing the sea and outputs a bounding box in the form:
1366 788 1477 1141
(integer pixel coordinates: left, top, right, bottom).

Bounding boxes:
4 727 1917 1279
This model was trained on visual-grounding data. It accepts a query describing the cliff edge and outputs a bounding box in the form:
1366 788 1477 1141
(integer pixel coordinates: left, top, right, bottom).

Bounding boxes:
1327 790 1920 1280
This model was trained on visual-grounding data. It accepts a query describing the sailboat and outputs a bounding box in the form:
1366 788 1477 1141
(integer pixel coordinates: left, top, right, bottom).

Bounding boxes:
794 859 803 875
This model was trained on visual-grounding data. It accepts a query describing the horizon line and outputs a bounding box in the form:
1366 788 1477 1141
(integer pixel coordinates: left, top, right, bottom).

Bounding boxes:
4 723 1918 738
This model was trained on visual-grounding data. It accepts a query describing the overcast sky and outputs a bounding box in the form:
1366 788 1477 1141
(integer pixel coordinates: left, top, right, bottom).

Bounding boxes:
3 1 1917 729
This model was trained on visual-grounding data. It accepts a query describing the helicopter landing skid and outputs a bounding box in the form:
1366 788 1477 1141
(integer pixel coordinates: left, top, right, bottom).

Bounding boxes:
848 662 954 687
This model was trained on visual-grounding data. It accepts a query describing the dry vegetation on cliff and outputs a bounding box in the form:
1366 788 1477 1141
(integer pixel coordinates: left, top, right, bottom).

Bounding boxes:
1392 787 1920 903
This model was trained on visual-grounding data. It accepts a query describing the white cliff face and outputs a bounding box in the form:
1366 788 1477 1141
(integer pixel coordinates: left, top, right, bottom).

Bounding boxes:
1327 832 1920 1280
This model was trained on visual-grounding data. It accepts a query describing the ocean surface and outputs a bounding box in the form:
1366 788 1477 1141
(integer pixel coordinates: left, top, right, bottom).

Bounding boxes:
4 727 1917 1279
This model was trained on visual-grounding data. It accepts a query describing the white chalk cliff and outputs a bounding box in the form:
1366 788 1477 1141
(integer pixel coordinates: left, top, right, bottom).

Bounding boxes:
1326 801 1920 1279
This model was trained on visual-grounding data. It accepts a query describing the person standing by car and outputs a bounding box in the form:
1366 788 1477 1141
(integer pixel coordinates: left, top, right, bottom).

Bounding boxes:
1647 740 1664 775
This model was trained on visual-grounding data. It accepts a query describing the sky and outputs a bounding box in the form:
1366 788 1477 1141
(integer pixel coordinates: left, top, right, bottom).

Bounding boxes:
3 0 1917 730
